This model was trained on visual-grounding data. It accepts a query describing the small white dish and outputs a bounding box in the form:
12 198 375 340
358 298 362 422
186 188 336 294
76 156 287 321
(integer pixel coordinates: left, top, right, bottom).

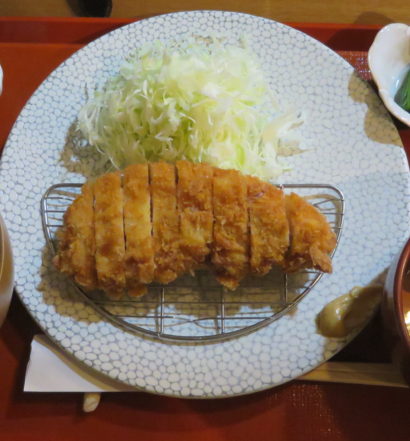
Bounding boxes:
368 23 410 127
0 214 14 327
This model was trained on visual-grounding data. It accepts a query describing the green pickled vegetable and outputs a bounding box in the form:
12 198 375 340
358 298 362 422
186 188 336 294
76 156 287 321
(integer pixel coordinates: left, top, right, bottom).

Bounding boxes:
395 68 410 112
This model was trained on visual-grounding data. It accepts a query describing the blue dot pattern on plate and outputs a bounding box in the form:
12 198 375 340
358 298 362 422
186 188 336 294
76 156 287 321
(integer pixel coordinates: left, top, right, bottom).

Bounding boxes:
0 11 409 398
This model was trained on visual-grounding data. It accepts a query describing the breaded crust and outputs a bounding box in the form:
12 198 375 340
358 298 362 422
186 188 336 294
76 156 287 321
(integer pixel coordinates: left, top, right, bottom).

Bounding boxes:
93 171 126 297
53 183 97 290
284 192 336 273
150 162 183 284
247 177 289 275
176 160 213 271
212 168 249 290
54 163 337 297
123 163 154 296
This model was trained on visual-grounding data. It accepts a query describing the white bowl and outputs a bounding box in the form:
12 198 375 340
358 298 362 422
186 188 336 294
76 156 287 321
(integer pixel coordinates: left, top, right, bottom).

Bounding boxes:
368 23 410 127
0 214 14 327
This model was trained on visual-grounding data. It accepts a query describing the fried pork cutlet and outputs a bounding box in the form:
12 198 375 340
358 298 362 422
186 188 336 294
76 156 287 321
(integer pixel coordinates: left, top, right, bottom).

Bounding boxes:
93 171 126 298
176 160 213 271
123 163 154 297
247 176 289 276
53 183 97 291
212 168 249 290
54 162 337 298
284 192 336 273
150 162 184 284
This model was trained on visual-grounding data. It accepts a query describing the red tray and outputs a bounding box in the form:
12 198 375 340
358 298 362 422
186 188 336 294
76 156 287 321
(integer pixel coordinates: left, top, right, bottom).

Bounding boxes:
1 17 410 441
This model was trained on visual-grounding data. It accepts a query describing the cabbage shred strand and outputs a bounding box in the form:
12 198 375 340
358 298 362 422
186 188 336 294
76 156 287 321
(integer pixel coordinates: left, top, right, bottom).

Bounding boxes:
78 41 300 180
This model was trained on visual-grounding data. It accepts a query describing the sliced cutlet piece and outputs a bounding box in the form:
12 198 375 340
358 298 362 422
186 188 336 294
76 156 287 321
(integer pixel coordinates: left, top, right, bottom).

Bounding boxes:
247 176 289 276
150 162 183 284
212 168 249 290
123 163 154 297
53 183 97 291
93 171 126 298
176 160 213 272
284 192 337 273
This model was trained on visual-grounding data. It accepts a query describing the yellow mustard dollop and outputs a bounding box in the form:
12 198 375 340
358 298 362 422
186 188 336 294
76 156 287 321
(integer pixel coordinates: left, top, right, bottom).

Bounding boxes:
316 285 383 338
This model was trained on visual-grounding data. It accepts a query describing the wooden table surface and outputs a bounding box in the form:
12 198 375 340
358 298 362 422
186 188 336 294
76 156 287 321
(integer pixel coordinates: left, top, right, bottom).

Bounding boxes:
0 0 409 25
0 17 410 441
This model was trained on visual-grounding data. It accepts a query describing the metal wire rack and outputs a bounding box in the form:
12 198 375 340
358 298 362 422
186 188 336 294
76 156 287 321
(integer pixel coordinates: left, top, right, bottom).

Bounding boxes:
41 183 344 342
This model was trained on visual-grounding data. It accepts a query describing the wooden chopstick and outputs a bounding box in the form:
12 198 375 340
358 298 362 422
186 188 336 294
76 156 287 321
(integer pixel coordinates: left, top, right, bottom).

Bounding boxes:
299 362 409 388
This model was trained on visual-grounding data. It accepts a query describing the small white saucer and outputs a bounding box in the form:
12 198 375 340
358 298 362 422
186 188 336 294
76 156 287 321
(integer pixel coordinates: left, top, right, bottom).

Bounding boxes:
368 23 410 127
0 214 14 327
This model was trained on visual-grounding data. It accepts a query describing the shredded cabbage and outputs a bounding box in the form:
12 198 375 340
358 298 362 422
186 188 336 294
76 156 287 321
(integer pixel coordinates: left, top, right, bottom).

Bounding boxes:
78 41 302 180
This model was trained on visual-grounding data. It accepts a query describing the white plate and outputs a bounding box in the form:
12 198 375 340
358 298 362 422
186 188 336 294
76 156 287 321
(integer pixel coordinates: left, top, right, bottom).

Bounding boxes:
0 11 409 398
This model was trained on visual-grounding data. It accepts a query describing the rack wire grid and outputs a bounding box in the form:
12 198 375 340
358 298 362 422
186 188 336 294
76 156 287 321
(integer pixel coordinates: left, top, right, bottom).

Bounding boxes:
41 183 344 342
